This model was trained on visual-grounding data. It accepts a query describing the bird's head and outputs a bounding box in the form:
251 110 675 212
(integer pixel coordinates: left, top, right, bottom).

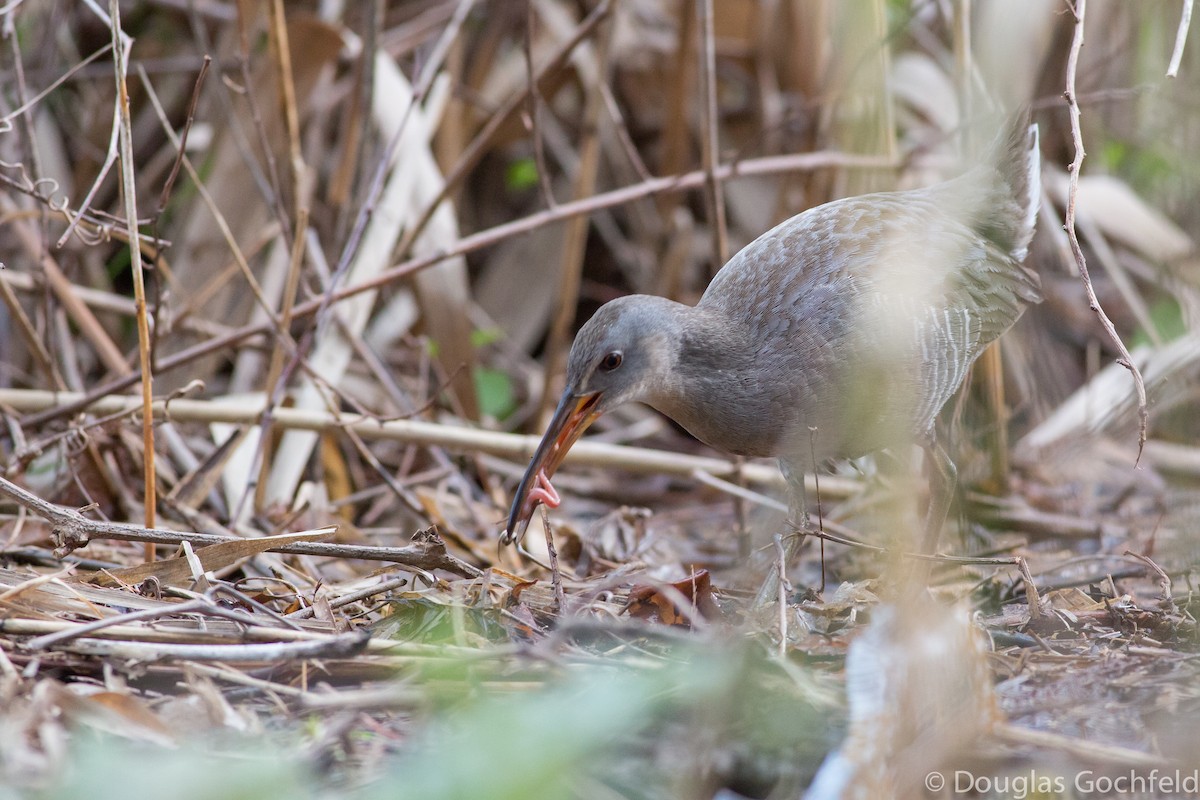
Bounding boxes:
503 296 681 544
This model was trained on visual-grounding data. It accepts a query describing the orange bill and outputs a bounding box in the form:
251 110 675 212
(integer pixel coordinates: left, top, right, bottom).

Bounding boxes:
502 391 603 545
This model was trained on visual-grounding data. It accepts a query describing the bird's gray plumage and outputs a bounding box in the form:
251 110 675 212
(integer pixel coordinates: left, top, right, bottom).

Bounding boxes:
567 118 1040 467
506 114 1041 545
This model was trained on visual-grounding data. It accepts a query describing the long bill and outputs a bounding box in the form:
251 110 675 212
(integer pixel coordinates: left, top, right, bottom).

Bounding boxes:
502 390 603 545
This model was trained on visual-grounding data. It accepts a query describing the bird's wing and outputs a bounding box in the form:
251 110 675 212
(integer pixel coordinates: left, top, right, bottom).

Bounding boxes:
701 188 1039 433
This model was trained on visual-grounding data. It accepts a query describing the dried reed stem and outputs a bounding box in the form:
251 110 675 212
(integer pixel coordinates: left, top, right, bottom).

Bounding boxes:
698 0 729 264
108 0 157 556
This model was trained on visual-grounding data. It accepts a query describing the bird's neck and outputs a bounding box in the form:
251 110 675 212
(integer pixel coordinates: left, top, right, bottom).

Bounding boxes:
645 305 772 455
675 305 754 378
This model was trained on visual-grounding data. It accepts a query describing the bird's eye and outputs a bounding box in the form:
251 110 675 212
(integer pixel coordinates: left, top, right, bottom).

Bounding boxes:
598 351 623 372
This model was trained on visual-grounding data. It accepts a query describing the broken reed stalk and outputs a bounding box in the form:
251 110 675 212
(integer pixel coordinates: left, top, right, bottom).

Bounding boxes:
108 0 157 557
0 388 852 493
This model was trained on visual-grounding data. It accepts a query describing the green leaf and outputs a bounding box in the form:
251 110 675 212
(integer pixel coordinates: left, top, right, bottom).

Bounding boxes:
505 157 539 192
473 366 516 419
470 327 505 348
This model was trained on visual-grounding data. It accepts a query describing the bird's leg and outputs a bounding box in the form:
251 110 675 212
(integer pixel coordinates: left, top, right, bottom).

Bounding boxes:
753 458 809 606
911 439 957 583
782 457 810 544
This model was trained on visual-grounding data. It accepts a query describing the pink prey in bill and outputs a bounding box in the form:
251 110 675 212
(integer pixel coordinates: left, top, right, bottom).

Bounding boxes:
529 468 561 511
503 391 602 544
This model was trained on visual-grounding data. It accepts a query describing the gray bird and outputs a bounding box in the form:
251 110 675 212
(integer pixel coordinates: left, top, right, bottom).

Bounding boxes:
504 115 1041 568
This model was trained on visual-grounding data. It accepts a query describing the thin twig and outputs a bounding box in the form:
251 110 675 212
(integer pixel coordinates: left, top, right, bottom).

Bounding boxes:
654 0 695 274
0 170 162 248
286 574 411 621
313 152 894 312
330 404 427 518
1123 549 1175 612
773 533 790 656
539 505 565 616
155 55 210 217
145 55 210 374
1168 0 1194 78
40 631 371 663
810 428 826 595
1063 0 1149 461
4 381 202 475
181 2 274 214
1015 556 1043 622
598 80 653 183
799 525 1032 567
